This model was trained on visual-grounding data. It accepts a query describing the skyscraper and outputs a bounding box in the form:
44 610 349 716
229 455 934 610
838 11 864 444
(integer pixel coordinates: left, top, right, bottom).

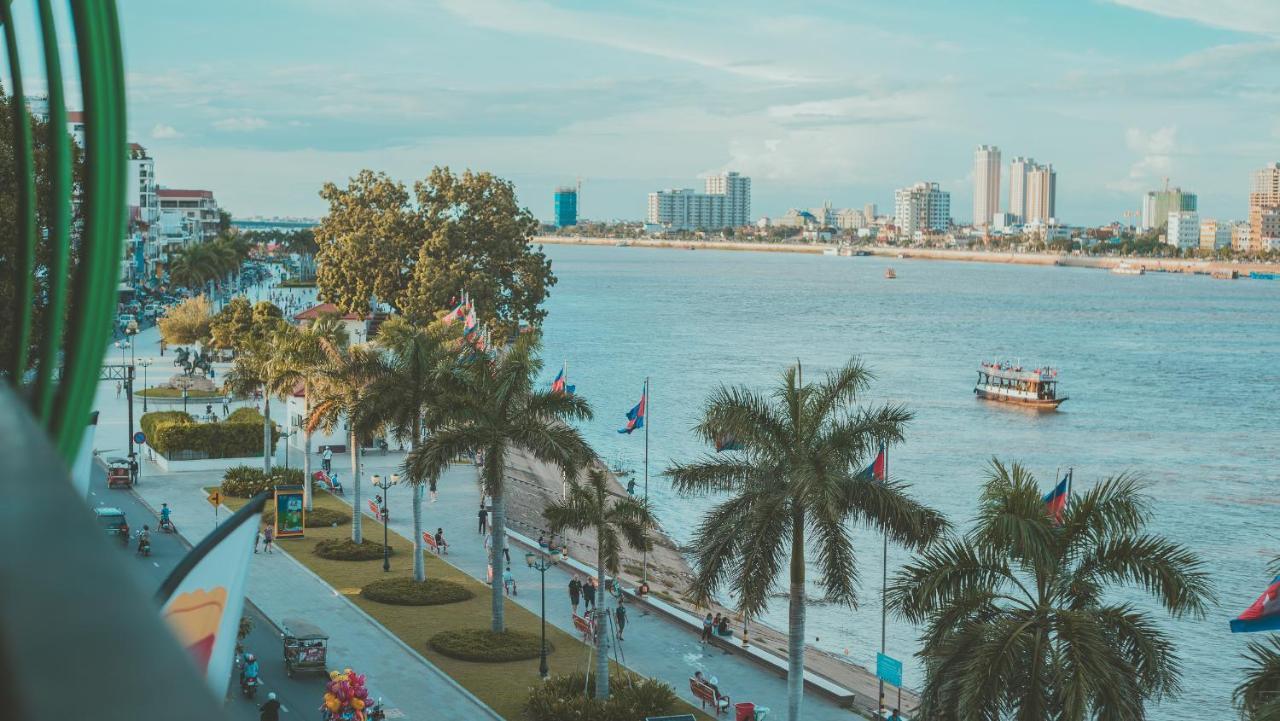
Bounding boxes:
973 145 1001 227
1141 187 1196 232
554 186 578 228
703 171 751 227
1025 164 1056 225
1008 156 1033 223
1249 163 1280 251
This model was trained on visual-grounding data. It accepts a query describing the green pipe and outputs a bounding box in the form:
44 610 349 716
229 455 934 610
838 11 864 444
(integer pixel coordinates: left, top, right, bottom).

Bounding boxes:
32 0 72 424
1 0 37 382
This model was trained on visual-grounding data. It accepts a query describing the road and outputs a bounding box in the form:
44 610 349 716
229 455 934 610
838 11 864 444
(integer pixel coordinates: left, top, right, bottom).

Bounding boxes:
89 459 326 720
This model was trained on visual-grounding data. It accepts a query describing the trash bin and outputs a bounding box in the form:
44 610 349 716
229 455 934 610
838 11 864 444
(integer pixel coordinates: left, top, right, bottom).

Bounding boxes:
735 702 756 721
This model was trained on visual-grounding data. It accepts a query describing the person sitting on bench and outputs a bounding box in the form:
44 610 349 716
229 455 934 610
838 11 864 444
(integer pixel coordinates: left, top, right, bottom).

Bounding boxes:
715 615 733 637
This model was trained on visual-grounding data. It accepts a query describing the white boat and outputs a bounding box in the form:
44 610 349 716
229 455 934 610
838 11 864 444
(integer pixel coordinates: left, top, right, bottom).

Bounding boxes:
974 361 1066 410
1111 263 1144 276
823 247 838 256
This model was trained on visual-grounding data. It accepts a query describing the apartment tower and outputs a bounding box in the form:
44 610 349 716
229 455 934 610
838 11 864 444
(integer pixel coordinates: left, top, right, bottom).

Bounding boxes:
973 145 1001 227
1250 163 1280 251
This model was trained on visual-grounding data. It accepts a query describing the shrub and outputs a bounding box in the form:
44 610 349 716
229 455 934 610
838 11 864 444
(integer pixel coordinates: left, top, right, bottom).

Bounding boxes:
314 538 392 561
428 629 547 662
360 578 473 606
262 505 348 527
525 672 678 721
140 411 194 442
221 466 306 497
152 415 279 459
226 406 269 424
137 387 223 398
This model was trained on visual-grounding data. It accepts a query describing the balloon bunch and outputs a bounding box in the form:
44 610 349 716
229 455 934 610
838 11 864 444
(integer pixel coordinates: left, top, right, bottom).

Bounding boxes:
322 668 371 721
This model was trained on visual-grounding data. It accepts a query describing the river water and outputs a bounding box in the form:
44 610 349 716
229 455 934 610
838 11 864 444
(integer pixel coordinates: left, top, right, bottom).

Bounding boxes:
536 243 1280 718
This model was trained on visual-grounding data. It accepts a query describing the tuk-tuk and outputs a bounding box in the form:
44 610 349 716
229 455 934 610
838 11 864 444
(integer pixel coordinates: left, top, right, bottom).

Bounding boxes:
106 457 132 488
281 618 328 677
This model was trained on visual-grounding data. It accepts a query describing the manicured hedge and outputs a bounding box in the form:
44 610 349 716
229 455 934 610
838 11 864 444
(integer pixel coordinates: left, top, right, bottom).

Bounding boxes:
221 466 305 498
525 672 678 721
153 420 279 459
226 406 267 424
428 629 547 663
314 539 393 561
140 411 194 442
360 578 473 606
137 387 223 398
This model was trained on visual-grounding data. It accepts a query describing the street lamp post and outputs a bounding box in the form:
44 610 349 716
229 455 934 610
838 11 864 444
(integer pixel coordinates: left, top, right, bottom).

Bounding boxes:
372 473 398 572
138 358 152 412
182 386 188 415
525 547 559 679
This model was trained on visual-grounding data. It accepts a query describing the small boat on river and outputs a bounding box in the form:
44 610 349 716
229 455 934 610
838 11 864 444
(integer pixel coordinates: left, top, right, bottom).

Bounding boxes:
1111 263 1144 276
974 361 1066 410
884 268 897 279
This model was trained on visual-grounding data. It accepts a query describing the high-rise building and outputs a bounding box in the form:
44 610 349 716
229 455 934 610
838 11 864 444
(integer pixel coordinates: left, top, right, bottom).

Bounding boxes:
128 144 159 229
973 145 1001 227
1141 187 1196 232
647 171 751 230
1249 163 1280 251
553 186 578 228
1166 211 1200 250
1199 219 1232 250
1025 164 1057 225
1008 156 1034 223
864 203 877 222
894 182 950 238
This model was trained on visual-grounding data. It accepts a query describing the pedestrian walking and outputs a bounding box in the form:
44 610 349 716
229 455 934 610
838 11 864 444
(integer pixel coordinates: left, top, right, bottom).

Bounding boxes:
115 381 122 398
321 446 332 473
583 576 596 611
262 525 274 554
478 502 489 534
428 477 438 503
568 577 582 615
434 527 448 555
222 399 230 417
254 527 262 553
615 603 628 640
503 566 517 596
701 612 714 643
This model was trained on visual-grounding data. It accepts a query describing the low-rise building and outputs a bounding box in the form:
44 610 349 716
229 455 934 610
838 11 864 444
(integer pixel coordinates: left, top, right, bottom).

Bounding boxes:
158 188 220 242
1232 222 1252 252
1166 211 1200 250
1199 219 1232 250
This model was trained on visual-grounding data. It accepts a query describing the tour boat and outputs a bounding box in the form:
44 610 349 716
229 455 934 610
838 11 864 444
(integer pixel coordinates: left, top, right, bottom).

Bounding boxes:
974 361 1067 410
884 268 897 279
1111 263 1144 276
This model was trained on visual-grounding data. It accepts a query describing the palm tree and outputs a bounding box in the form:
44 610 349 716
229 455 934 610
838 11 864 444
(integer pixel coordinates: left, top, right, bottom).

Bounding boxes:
888 460 1213 721
306 338 383 543
544 461 654 699
665 360 948 721
367 317 458 582
405 331 592 632
222 335 276 474
264 315 349 510
1236 637 1280 721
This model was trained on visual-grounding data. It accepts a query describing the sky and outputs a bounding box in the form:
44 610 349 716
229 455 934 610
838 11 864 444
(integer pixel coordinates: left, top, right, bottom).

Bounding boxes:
17 0 1280 224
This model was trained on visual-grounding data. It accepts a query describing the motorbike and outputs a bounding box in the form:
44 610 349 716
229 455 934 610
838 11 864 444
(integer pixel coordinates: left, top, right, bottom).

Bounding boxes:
136 535 151 557
240 673 258 699
159 517 176 533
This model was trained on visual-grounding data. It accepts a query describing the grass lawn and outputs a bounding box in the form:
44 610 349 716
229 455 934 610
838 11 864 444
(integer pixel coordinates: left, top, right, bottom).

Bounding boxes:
138 387 224 398
221 490 711 721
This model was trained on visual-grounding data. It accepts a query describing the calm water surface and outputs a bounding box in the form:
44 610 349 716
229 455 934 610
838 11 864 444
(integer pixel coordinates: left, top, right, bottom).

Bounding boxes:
537 244 1280 719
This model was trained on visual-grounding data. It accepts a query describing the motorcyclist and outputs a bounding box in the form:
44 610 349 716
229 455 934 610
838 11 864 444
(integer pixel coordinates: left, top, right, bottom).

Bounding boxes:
258 691 280 721
241 652 260 687
136 525 151 555
159 503 172 530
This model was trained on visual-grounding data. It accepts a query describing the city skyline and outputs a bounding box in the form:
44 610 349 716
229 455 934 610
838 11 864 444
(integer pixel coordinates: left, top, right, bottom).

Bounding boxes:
7 0 1277 224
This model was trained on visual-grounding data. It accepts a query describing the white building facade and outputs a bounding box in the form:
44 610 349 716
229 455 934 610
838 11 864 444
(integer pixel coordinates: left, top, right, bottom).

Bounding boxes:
1166 211 1200 250
973 145 1001 226
647 171 750 230
894 182 951 239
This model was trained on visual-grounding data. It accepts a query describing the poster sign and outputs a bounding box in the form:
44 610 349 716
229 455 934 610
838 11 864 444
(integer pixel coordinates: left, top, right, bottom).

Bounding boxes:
274 485 306 538
877 652 903 688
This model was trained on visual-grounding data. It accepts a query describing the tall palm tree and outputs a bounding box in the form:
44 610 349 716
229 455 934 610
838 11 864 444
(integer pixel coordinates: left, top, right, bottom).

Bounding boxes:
544 461 654 699
665 360 947 721
306 339 383 543
265 315 349 510
405 331 593 632
367 317 458 582
888 460 1213 721
222 335 276 474
1236 637 1280 721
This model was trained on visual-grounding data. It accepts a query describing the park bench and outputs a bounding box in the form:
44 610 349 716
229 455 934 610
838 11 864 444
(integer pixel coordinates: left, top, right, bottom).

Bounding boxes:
572 613 594 642
689 678 730 716
421 532 442 555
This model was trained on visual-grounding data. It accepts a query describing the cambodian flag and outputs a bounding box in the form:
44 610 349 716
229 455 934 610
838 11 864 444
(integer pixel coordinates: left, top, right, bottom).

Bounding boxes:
1042 475 1069 524
1232 576 1280 633
864 446 886 481
551 367 575 396
462 309 478 338
618 390 646 434
442 298 467 326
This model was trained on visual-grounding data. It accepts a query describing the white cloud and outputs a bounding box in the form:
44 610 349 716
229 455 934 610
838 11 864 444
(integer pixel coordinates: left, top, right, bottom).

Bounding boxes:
149 123 182 139
1107 126 1179 193
1105 0 1280 36
212 116 269 132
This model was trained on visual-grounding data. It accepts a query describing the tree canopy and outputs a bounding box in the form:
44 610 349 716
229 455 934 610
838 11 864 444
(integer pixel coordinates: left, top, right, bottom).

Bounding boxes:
157 295 212 346
315 166 555 332
208 297 284 352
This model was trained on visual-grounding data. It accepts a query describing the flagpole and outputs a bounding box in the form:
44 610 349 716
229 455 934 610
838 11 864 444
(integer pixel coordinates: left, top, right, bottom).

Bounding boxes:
879 444 888 713
1067 467 1073 503
642 376 650 586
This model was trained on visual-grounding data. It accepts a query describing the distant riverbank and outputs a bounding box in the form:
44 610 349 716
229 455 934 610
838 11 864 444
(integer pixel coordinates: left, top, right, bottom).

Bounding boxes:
534 236 1280 277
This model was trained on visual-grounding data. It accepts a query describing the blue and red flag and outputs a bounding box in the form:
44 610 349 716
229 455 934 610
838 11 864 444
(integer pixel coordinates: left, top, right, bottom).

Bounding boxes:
618 389 646 434
551 366 575 396
864 445 886 481
442 298 466 326
462 308 478 338
1232 576 1280 633
1042 475 1069 524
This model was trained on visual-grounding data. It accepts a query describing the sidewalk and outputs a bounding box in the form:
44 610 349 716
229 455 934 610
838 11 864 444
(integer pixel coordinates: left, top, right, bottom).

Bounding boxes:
352 451 871 720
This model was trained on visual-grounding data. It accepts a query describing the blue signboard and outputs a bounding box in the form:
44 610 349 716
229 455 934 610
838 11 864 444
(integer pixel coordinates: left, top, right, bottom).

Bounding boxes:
877 652 903 687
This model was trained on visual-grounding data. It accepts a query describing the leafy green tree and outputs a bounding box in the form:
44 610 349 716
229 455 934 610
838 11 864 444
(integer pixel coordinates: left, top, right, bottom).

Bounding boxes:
365 317 459 581
404 331 592 631
208 297 282 352
544 462 654 699
314 167 555 333
666 360 947 721
1236 637 1280 721
306 339 383 543
888 460 1213 721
